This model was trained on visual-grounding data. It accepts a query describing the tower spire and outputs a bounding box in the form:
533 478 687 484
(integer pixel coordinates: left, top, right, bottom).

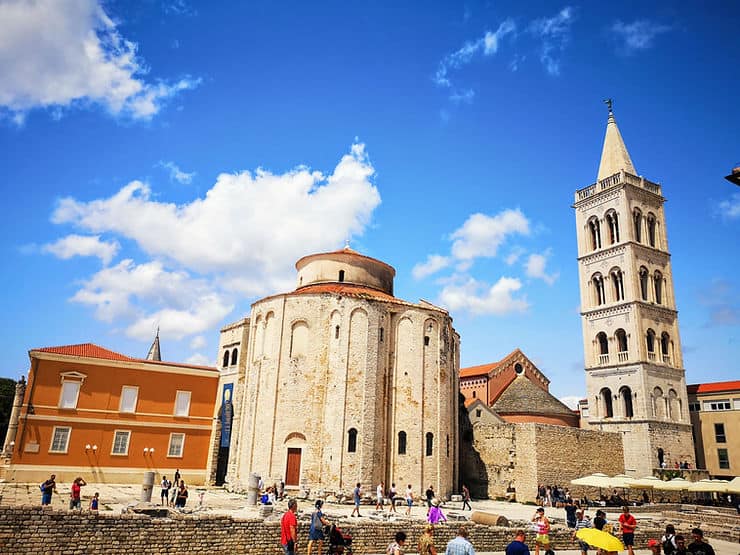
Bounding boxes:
596 99 636 181
146 327 161 361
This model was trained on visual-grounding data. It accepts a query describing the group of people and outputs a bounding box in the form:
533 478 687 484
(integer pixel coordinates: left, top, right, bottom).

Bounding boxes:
536 484 571 507
388 525 477 554
350 482 473 519
39 474 99 511
160 470 189 508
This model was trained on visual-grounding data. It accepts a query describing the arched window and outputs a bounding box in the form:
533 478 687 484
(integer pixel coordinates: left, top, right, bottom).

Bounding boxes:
425 432 434 456
335 325 340 339
592 273 605 306
222 350 230 367
615 329 628 360
588 218 602 250
347 428 358 453
661 332 671 364
647 214 657 247
290 321 309 357
633 209 642 243
620 386 634 418
597 332 609 364
668 389 678 421
611 269 625 301
653 387 664 418
639 267 649 301
606 211 620 244
646 329 656 360
231 348 238 366
338 270 345 282
654 271 663 304
600 388 613 418
398 431 407 455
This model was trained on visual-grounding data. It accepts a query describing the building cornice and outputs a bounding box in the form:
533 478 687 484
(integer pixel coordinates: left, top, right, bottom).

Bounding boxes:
29 351 218 377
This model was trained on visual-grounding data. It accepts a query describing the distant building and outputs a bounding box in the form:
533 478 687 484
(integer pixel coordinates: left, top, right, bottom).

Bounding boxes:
687 380 740 478
1 342 217 484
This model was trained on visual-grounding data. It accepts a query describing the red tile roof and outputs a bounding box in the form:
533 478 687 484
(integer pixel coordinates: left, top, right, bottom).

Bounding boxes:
687 380 740 394
292 283 406 304
32 343 133 361
460 361 500 378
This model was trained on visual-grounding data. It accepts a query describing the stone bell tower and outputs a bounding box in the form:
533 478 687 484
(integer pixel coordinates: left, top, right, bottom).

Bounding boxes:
573 102 695 476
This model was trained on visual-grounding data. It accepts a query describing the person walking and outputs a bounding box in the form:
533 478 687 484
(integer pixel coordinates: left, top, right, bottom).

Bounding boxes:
387 530 407 555
175 480 188 508
376 482 385 511
160 475 171 506
564 498 578 528
531 507 551 555
505 530 530 555
174 469 181 485
461 484 472 511
426 485 435 511
69 476 87 510
351 482 362 517
428 498 447 525
573 509 591 555
662 524 677 555
89 492 99 512
687 528 715 555
281 498 299 555
618 506 637 555
445 526 476 555
418 524 438 555
388 482 398 513
40 474 57 506
307 499 330 555
405 484 414 516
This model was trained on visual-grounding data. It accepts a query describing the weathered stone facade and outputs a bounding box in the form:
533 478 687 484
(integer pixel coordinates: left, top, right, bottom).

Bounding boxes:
211 248 460 497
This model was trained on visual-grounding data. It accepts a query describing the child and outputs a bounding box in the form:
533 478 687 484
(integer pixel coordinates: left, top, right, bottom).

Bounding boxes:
89 492 99 512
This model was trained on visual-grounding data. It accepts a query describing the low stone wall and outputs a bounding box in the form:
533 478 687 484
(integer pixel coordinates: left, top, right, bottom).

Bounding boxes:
0 506 667 554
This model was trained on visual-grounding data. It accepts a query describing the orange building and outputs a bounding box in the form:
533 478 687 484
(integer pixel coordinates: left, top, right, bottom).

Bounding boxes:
460 349 579 427
3 343 218 485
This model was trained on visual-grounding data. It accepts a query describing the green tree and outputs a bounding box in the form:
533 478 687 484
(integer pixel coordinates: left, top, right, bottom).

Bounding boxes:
0 378 17 444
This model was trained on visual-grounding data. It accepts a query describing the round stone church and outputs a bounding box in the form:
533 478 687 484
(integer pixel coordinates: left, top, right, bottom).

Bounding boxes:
209 247 460 497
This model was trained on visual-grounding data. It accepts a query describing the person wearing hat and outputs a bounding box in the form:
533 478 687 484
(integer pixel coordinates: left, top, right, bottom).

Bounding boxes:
418 524 438 555
427 498 447 525
531 507 551 555
307 499 330 555
648 539 662 555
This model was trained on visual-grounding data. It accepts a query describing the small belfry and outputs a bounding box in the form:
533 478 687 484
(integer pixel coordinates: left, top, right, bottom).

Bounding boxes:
573 103 695 475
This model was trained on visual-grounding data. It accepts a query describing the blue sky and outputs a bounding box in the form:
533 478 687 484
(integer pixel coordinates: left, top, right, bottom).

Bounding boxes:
1 0 738 405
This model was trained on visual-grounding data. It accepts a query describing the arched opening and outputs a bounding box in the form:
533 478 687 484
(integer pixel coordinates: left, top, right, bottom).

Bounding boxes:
611 268 625 301
620 386 634 418
661 332 671 365
588 218 602 250
639 267 649 301
646 329 656 361
633 209 642 243
347 428 358 453
338 270 345 282
615 329 628 361
606 211 620 244
668 389 679 421
654 271 663 304
222 350 230 367
653 387 664 418
647 213 657 247
592 273 605 306
425 432 433 456
597 332 609 364
290 321 309 357
514 363 524 375
600 388 614 418
398 431 407 455
231 348 238 366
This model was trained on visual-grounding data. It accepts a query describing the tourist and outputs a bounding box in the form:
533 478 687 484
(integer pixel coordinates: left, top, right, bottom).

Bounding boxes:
89 492 99 512
175 480 188 508
426 484 435 511
351 482 362 517
387 530 407 555
648 539 662 555
281 499 298 555
376 481 385 511
661 524 677 554
405 484 413 516
174 469 181 485
564 497 578 528
573 510 591 555
388 482 398 513
544 486 552 507
279 480 285 500
686 528 715 555
506 529 530 555
618 506 637 555
531 507 551 555
445 525 475 555
461 484 472 511
428 498 447 525
674 535 689 555
169 480 178 507
40 474 57 506
307 499 330 555
160 475 171 506
592 509 607 531
69 476 87 510
418 524 438 555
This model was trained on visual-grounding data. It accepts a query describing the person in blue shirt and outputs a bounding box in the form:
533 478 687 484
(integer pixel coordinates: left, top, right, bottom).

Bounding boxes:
506 530 530 555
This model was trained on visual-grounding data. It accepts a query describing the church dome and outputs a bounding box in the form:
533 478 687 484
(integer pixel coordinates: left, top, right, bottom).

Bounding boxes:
295 246 396 295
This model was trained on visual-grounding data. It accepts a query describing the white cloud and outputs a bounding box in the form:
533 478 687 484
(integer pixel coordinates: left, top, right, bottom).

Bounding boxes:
438 276 528 315
717 193 740 219
0 0 199 121
159 161 196 184
610 20 672 54
185 353 212 366
412 254 451 280
189 335 207 350
525 250 559 285
125 294 232 341
42 234 119 265
529 6 575 75
559 395 582 410
505 246 525 265
451 210 530 261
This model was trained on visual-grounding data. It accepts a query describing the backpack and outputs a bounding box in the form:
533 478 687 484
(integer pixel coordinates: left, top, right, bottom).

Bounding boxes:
663 536 676 555
39 481 45 492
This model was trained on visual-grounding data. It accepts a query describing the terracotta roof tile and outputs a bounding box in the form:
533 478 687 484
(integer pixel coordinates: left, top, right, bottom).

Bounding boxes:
32 343 133 361
687 380 740 394
460 361 500 378
292 283 409 304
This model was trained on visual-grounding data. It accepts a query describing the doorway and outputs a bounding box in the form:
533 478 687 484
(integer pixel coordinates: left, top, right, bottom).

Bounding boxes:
285 447 302 486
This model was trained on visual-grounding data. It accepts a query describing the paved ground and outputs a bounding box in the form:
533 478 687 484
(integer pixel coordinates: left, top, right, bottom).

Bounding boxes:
0 481 736 555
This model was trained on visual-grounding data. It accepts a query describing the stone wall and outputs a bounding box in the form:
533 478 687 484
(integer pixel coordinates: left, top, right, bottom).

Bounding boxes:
0 506 666 554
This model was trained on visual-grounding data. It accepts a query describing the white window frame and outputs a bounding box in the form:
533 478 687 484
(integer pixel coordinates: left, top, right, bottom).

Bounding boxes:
58 380 81 409
167 433 185 458
111 430 131 456
174 390 192 417
119 385 139 413
49 426 71 453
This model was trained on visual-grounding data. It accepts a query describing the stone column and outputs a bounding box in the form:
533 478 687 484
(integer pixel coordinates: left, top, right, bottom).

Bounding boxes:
3 377 26 455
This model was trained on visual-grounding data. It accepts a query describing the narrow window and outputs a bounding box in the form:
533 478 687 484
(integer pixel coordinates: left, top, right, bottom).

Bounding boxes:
592 274 605 306
647 214 657 247
612 269 625 301
446 435 449 457
475 409 481 417
646 329 656 356
472 391 477 398
174 391 191 417
654 272 663 304
606 212 620 244
597 332 609 354
111 430 131 455
714 423 726 443
633 209 642 243
59 381 81 409
347 428 358 452
615 329 628 358
119 386 139 413
661 332 671 364
379 327 384 342
168 433 185 457
335 325 340 339
718 448 730 469
588 219 602 250
398 431 407 455
222 350 230 368
601 388 613 418
231 348 238 366
338 270 345 282
425 432 434 456
621 387 634 418
424 335 430 346
49 426 71 453
639 267 649 301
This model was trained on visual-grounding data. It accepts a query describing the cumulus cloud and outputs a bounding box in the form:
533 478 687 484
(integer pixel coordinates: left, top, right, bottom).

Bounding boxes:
559 395 582 410
412 254 451 280
159 161 195 185
451 210 530 261
189 335 207 350
525 250 559 285
438 276 528 315
42 234 119 265
717 193 740 219
610 20 672 54
505 246 525 265
0 0 199 122
528 6 575 75
185 353 212 366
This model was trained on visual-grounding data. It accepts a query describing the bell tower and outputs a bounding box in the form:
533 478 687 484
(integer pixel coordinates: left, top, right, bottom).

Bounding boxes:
573 102 695 475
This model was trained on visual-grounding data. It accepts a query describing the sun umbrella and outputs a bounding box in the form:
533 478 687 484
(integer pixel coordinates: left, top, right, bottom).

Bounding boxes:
659 478 691 491
576 528 625 552
627 476 661 489
571 473 613 487
689 479 728 493
726 477 740 494
609 474 634 489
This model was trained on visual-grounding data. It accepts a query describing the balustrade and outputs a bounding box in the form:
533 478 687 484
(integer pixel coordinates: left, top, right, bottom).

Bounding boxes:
598 353 610 365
